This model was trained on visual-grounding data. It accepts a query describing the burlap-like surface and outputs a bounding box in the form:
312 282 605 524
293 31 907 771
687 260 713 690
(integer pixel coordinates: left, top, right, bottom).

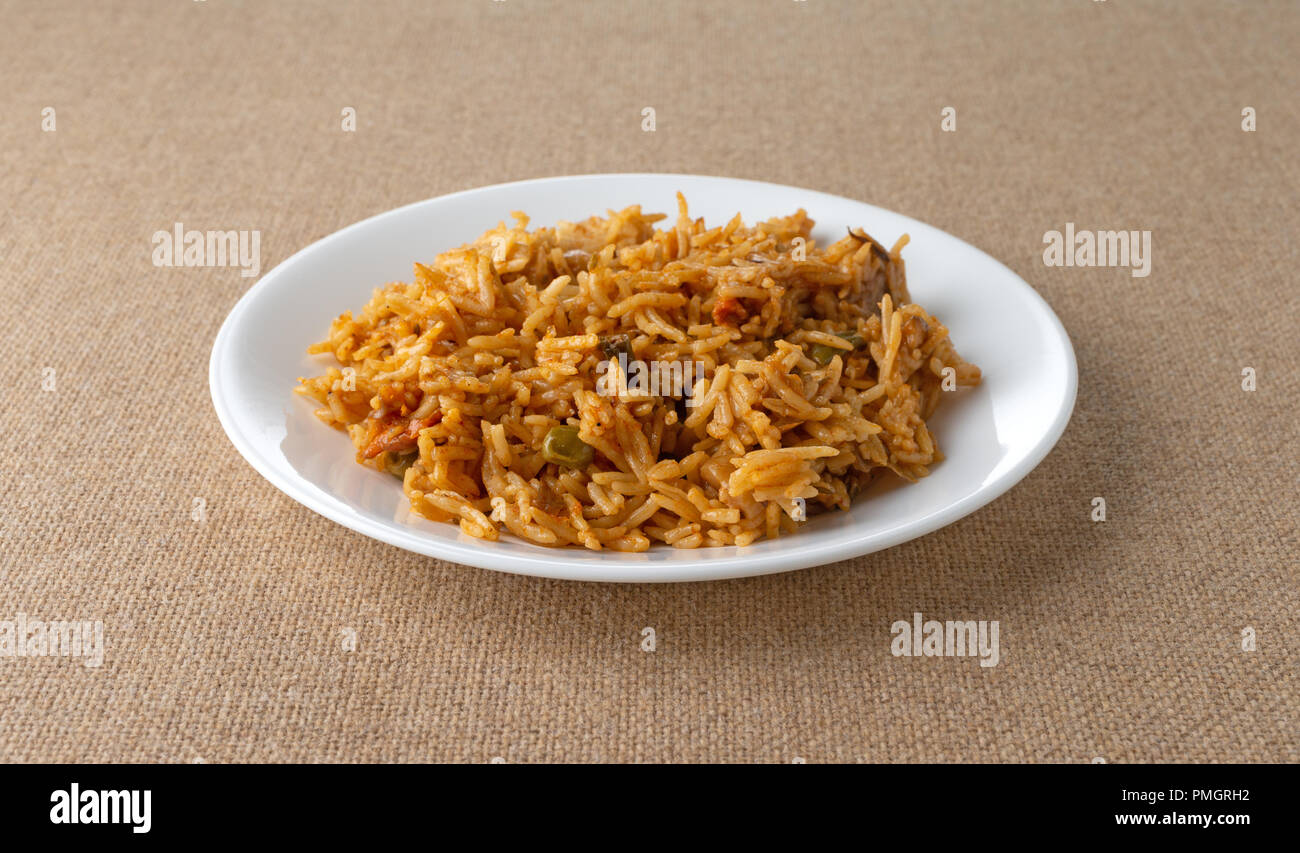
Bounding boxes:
1 0 1295 763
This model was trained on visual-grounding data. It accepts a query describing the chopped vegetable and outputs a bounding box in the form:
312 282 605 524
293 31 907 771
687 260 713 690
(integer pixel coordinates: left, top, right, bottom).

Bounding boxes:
902 316 929 349
361 411 442 459
712 296 746 326
386 450 418 479
541 425 595 468
598 333 632 362
563 249 592 271
809 343 838 366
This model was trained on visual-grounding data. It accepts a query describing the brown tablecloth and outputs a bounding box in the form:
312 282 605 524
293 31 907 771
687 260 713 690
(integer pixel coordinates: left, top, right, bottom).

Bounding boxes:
2 0 1295 763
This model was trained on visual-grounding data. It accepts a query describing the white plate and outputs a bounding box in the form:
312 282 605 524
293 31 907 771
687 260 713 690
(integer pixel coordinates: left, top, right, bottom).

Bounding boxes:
210 174 1077 583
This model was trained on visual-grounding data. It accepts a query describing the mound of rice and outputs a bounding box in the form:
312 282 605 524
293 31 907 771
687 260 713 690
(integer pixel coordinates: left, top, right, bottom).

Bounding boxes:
295 195 980 550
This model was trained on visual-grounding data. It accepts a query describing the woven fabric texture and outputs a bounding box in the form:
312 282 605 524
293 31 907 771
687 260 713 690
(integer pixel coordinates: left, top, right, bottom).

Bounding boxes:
0 0 1295 762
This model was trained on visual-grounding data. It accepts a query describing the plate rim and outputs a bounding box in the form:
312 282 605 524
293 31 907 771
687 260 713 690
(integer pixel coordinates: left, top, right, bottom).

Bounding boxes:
209 172 1078 583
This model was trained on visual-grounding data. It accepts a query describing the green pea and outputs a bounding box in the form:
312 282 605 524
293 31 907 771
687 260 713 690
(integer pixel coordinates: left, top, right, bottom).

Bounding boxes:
542 425 595 468
809 331 864 365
